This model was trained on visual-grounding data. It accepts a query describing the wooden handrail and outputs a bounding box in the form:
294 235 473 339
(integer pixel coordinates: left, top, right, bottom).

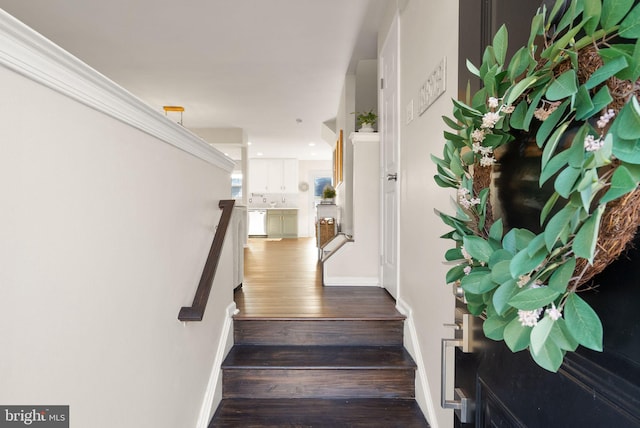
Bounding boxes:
178 199 235 322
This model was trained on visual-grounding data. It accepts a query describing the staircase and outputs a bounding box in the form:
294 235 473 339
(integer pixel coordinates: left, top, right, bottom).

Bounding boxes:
209 310 429 427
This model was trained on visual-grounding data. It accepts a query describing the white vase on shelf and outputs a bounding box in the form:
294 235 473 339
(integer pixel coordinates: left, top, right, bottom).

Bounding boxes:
359 122 374 132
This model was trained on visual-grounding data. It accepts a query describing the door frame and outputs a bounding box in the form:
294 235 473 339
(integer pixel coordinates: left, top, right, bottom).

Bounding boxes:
379 13 400 299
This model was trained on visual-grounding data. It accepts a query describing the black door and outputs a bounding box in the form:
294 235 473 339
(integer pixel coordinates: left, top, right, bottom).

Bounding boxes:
451 1 640 426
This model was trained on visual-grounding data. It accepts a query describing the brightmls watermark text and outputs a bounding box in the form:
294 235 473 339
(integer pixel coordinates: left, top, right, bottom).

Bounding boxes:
0 406 68 427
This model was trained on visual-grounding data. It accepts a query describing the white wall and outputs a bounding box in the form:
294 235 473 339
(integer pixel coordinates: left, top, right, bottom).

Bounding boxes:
390 1 459 427
0 61 234 427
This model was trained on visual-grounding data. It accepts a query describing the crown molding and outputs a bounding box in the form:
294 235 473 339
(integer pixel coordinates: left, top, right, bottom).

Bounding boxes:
0 10 235 172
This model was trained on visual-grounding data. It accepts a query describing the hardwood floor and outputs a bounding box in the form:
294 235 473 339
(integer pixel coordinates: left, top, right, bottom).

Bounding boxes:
234 237 402 319
210 237 429 427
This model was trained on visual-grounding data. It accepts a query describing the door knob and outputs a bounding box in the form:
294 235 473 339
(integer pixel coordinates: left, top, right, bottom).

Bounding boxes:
386 173 398 181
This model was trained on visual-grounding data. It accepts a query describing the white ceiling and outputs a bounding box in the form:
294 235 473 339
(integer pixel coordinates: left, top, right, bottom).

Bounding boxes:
0 0 386 160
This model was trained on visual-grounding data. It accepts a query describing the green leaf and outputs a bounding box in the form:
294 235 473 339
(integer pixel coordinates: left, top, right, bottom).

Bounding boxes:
509 287 561 311
544 205 575 251
467 59 481 77
573 204 605 263
491 260 514 284
583 0 603 35
536 100 570 147
548 257 577 293
612 136 640 163
442 115 464 131
445 248 464 261
600 165 639 203
541 192 561 225
524 88 547 131
616 97 640 140
483 314 511 340
584 55 628 89
576 85 613 121
489 218 504 242
492 24 508 66
619 3 640 37
546 70 578 101
461 270 498 294
489 249 513 268
435 175 458 189
541 138 572 184
505 76 539 106
504 316 532 352
556 318 579 351
509 100 528 130
601 0 635 29
574 86 595 121
564 293 603 351
510 246 548 278
508 47 531 80
530 337 564 372
540 24 584 60
554 166 582 198
493 279 520 315
527 233 547 256
462 235 494 262
528 12 544 46
502 228 536 254
530 315 555 354
446 264 466 283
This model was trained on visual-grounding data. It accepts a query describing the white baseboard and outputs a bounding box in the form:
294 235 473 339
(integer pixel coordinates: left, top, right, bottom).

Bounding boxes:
323 276 381 287
396 298 440 428
195 302 236 428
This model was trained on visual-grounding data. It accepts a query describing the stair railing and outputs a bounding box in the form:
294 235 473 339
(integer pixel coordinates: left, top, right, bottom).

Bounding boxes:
178 199 235 322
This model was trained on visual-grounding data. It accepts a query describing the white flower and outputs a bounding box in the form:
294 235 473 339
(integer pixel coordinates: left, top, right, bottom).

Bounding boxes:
517 274 530 288
463 266 472 275
501 104 515 114
546 303 562 321
488 97 500 109
479 155 496 167
481 111 501 129
584 134 604 152
471 129 486 143
518 308 543 327
597 109 615 129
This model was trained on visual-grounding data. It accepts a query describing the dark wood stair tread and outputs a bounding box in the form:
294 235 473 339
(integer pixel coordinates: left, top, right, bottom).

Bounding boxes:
222 345 417 370
210 398 430 427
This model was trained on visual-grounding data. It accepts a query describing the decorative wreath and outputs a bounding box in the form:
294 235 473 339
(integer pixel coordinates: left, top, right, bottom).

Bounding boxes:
433 0 640 372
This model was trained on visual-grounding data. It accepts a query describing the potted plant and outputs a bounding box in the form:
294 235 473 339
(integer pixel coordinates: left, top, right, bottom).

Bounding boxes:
352 109 378 132
322 184 336 203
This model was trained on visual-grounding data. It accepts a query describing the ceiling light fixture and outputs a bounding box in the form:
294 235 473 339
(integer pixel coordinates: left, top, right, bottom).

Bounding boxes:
163 106 184 126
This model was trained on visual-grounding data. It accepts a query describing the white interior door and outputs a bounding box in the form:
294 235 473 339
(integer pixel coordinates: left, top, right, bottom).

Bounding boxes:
380 16 399 299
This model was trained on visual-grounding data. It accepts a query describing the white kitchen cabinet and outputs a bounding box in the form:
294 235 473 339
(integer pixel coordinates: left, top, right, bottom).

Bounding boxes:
249 159 298 194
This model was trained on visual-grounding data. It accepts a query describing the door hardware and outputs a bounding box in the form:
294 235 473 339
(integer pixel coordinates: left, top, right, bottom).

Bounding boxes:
386 173 398 181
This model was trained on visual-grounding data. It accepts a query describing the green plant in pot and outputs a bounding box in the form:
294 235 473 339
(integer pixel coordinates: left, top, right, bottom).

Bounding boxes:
322 184 336 201
352 109 378 132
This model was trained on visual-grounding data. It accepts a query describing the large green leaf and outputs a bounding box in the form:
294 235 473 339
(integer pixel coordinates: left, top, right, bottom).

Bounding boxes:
599 165 639 203
546 70 578 100
544 205 575 250
573 204 605 263
509 99 528 130
488 249 513 269
584 55 629 89
508 47 531 80
541 143 571 185
530 315 555 354
491 260 514 284
583 0 603 35
463 235 494 262
509 246 548 278
493 24 508 66
461 270 498 294
483 314 512 340
509 287 561 310
530 337 564 372
554 166 582 198
504 317 532 352
556 318 579 351
564 293 603 351
601 0 635 29
616 97 640 140
548 257 577 293
536 100 570 148
505 76 539 105
576 85 613 120
541 191 561 225
493 279 520 315
489 218 504 242
446 264 467 283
